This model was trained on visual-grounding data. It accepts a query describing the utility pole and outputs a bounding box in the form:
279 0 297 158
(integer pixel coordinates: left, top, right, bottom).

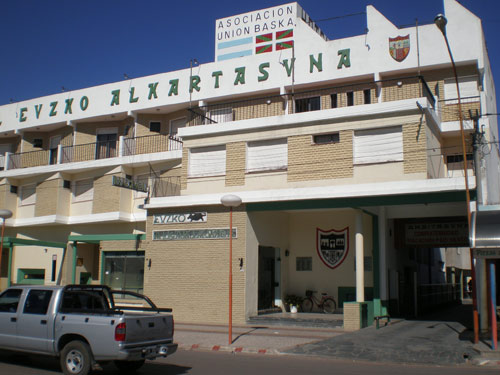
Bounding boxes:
470 109 483 205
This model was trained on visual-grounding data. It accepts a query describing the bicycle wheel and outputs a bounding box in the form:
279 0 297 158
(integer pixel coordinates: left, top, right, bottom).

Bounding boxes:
301 298 313 312
322 298 336 314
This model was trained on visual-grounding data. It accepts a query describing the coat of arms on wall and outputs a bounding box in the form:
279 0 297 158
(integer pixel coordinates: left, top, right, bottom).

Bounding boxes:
316 227 349 269
389 34 410 62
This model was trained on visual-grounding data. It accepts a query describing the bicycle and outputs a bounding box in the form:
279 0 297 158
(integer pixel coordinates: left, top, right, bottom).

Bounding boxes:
301 290 336 313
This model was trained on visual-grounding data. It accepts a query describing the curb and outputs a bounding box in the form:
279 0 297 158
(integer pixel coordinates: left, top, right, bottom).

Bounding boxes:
178 343 281 355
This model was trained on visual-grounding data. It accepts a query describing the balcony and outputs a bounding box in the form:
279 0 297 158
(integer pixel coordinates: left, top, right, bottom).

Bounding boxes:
5 133 183 170
187 75 436 126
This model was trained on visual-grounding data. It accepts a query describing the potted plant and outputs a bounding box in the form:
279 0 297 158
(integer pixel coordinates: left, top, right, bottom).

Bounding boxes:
284 294 303 313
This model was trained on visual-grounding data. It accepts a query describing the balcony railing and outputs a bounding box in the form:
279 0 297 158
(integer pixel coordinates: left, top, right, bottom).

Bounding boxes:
438 95 481 123
6 134 182 170
188 75 437 126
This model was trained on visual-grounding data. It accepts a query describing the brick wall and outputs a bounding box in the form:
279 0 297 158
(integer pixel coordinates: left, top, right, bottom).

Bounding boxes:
343 302 361 331
288 130 354 182
35 179 59 216
92 174 121 214
181 148 189 190
403 123 428 174
145 206 246 324
225 142 245 186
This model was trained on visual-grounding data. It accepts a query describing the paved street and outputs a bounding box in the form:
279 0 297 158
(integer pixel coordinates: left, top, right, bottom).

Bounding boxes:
0 349 498 375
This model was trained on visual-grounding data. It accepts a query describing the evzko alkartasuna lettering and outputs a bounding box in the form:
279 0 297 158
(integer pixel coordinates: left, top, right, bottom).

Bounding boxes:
16 50 351 123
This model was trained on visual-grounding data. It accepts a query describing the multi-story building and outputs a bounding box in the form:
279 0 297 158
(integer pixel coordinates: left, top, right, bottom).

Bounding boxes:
0 0 497 329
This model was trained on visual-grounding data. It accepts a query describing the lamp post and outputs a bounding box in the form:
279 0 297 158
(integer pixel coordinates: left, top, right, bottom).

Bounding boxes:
0 209 13 281
434 14 479 343
221 194 242 345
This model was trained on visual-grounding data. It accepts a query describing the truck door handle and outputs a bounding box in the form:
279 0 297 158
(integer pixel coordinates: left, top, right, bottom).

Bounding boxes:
10 317 17 322
41 320 47 325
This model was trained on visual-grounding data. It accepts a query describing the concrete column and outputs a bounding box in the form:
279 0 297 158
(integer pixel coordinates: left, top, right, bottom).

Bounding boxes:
356 210 365 302
379 207 387 301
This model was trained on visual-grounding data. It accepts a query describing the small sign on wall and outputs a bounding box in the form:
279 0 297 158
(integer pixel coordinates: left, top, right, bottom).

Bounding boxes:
153 212 207 224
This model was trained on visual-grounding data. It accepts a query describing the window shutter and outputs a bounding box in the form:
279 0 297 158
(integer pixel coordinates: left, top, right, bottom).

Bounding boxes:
189 146 226 177
246 138 287 172
444 76 479 103
353 126 403 164
73 179 94 202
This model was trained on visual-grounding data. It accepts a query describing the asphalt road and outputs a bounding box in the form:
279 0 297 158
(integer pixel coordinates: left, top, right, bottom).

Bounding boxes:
0 349 498 375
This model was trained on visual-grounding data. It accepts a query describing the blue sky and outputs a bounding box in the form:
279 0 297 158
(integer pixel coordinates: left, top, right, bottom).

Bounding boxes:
1 0 499 106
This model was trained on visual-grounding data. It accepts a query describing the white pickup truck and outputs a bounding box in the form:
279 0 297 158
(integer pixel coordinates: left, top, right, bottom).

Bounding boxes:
0 284 177 375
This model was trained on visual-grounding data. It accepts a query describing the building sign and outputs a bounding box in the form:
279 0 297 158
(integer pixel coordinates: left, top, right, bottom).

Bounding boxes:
316 227 349 269
112 176 148 192
215 3 296 61
389 35 410 62
153 212 207 224
153 228 236 241
473 248 500 259
405 222 468 247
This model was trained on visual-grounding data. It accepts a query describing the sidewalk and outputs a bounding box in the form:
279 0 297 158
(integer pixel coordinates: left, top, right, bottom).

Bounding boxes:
174 304 500 367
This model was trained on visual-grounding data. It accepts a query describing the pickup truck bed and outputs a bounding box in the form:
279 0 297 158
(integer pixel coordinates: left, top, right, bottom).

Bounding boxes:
0 285 177 375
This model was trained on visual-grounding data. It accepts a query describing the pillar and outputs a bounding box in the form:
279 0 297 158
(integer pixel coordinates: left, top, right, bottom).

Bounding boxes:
356 210 364 302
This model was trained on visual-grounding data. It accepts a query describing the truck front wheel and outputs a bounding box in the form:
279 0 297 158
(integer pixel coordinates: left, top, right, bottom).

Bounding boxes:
60 340 92 375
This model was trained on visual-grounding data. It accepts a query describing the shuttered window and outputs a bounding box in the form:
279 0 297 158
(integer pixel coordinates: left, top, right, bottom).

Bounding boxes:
170 117 186 135
189 146 226 177
246 138 287 172
20 184 36 206
73 179 94 202
353 126 403 165
444 76 479 103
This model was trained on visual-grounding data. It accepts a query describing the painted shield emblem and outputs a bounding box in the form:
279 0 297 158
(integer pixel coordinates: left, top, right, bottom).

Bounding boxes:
389 35 410 62
316 227 349 269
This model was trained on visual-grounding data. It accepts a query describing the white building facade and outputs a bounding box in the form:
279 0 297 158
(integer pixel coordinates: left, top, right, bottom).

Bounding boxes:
0 0 497 329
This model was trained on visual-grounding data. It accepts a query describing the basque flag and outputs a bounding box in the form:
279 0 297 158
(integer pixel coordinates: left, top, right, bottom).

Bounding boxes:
256 33 273 44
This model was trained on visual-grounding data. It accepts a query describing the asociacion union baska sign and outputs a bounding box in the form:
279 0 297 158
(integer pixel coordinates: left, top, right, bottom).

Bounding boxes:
389 34 410 62
316 227 349 269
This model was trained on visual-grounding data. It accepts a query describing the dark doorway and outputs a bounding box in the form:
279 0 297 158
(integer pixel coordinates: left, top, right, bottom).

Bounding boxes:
96 133 117 159
258 246 275 310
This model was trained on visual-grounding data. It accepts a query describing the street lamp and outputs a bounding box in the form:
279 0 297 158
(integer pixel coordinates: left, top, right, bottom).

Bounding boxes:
0 209 13 280
221 194 242 345
434 14 479 343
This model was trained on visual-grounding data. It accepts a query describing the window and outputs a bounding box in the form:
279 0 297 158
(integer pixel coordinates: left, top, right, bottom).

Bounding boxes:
364 89 371 104
170 117 186 135
73 178 94 202
0 289 22 313
347 92 354 106
17 268 45 284
208 108 233 124
313 133 340 145
188 145 226 177
444 76 479 103
20 184 36 206
96 129 118 159
149 121 161 133
330 93 338 109
246 138 287 172
446 154 473 164
296 257 312 271
353 126 403 164
33 139 43 148
23 290 53 315
295 96 320 113
103 251 145 293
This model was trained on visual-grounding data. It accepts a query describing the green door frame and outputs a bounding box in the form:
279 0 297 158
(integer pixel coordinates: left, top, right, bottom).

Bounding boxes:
68 234 146 285
1 237 67 288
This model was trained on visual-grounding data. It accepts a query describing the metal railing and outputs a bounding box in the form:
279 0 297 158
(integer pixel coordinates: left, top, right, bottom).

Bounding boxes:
437 95 481 123
151 176 181 197
188 75 437 126
7 134 183 170
122 134 183 157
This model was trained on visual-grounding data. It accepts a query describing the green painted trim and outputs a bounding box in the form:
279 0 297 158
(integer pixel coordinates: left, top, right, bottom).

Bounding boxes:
68 234 146 243
17 268 45 285
7 245 13 287
246 191 470 212
72 242 77 284
3 237 67 248
362 211 381 317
